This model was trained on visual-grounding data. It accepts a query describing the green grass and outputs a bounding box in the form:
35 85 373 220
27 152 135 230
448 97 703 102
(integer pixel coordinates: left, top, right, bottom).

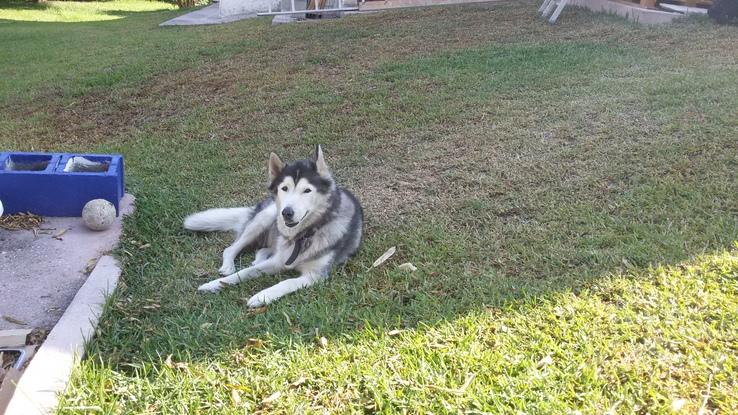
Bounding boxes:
0 1 736 413
0 0 176 22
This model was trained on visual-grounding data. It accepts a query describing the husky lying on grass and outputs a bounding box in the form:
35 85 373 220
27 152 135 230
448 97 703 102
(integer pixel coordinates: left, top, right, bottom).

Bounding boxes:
184 145 364 308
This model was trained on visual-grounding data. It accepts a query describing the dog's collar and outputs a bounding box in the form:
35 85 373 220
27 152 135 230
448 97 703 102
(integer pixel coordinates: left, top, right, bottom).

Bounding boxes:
284 189 340 266
285 228 314 266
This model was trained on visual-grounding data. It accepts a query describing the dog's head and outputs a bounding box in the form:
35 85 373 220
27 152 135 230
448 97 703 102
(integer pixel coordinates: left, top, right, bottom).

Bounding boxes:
268 145 335 238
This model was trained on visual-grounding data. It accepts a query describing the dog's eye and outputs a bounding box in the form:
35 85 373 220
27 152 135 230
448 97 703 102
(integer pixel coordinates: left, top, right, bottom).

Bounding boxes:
281 186 288 191
303 189 312 194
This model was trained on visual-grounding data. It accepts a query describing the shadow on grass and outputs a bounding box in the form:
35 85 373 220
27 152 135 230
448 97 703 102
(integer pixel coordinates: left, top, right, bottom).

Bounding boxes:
67 194 737 412
0 1 52 13
88 173 738 365
3 1 735 410
0 0 179 23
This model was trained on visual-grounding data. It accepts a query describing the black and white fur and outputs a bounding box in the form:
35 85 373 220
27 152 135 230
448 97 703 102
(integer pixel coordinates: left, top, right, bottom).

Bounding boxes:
183 145 363 308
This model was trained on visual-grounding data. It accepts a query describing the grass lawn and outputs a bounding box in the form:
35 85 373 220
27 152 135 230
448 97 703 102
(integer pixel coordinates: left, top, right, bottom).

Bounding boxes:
1 1 737 413
0 0 176 22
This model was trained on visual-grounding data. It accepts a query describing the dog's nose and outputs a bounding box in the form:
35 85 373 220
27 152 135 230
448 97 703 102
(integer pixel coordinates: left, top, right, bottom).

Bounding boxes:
281 207 294 220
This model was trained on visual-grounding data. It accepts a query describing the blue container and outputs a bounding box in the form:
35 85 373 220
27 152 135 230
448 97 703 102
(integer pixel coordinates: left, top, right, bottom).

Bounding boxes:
0 152 124 217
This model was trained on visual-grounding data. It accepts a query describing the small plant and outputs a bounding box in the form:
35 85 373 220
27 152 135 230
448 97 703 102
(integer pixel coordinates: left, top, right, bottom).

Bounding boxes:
169 0 210 8
708 0 738 24
176 0 197 8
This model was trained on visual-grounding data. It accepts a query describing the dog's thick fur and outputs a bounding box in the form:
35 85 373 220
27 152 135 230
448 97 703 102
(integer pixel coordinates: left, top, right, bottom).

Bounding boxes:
184 145 363 307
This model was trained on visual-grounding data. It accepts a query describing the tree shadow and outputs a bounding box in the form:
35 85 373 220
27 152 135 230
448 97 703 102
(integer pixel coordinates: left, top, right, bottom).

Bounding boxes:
0 1 52 13
66 195 737 412
0 0 180 23
4 1 735 410
87 173 738 368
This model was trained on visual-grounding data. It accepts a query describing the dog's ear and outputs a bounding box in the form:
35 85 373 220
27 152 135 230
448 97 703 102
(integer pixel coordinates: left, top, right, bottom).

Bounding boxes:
313 144 330 178
268 152 284 182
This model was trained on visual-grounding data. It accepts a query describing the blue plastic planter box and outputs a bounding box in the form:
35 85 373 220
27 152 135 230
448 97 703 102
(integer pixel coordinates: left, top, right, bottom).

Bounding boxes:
0 152 124 217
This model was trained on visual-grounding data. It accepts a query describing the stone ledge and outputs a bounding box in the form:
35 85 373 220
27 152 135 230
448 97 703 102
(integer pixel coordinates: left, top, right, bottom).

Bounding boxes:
4 255 121 415
571 0 683 24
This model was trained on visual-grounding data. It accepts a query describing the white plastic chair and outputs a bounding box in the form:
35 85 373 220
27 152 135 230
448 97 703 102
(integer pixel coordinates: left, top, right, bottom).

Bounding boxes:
538 0 571 23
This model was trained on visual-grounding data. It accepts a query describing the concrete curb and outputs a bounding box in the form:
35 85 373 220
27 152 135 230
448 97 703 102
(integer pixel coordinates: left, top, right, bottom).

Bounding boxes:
570 0 683 24
159 4 258 26
4 255 121 415
359 0 498 11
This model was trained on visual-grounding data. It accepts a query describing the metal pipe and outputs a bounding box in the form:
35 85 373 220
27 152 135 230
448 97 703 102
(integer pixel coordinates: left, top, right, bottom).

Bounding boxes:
257 6 357 15
0 348 28 370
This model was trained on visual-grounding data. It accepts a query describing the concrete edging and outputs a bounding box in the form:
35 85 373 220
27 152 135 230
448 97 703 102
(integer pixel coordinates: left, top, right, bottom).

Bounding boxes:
570 0 683 24
4 255 121 415
159 4 258 26
359 0 498 11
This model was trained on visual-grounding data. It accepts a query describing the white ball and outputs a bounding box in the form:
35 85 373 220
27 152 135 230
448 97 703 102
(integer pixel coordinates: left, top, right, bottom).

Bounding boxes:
82 199 116 231
0 199 3 217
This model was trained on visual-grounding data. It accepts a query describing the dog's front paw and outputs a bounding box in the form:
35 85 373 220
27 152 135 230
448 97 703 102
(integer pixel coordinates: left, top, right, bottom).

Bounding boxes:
218 262 236 276
198 280 224 293
246 291 273 308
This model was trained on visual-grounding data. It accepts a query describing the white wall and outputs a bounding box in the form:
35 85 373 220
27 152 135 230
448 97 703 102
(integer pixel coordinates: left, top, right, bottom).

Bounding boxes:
219 0 280 17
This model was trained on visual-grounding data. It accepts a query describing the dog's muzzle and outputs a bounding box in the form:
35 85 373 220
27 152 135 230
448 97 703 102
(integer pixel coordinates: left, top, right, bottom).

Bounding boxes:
282 208 308 228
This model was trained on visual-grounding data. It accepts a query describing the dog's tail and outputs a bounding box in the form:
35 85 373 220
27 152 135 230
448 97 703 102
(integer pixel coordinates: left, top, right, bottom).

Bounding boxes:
183 207 252 234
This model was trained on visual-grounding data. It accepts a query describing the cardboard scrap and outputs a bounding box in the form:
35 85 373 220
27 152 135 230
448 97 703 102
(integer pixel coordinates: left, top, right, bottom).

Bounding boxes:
0 345 36 414
0 330 31 348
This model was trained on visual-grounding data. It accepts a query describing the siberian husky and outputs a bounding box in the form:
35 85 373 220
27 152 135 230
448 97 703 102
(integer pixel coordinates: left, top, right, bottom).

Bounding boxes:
184 145 363 308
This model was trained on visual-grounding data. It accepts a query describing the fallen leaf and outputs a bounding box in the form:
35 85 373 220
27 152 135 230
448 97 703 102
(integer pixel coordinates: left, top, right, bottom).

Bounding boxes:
261 391 281 404
371 246 396 268
247 338 264 348
226 383 251 392
671 398 687 412
57 406 102 412
83 258 98 274
0 212 43 231
164 354 188 370
248 306 267 314
397 262 417 272
537 355 554 368
425 373 476 395
231 389 242 406
622 257 634 269
2 315 27 326
52 228 68 240
318 336 328 348
290 376 306 389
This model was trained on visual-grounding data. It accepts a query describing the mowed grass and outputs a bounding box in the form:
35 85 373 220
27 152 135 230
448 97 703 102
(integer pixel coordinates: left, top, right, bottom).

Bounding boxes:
0 0 176 23
0 1 736 413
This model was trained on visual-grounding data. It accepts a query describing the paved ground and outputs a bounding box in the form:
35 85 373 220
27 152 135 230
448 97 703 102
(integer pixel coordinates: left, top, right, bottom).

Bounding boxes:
159 4 257 26
0 194 134 331
5 255 121 415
